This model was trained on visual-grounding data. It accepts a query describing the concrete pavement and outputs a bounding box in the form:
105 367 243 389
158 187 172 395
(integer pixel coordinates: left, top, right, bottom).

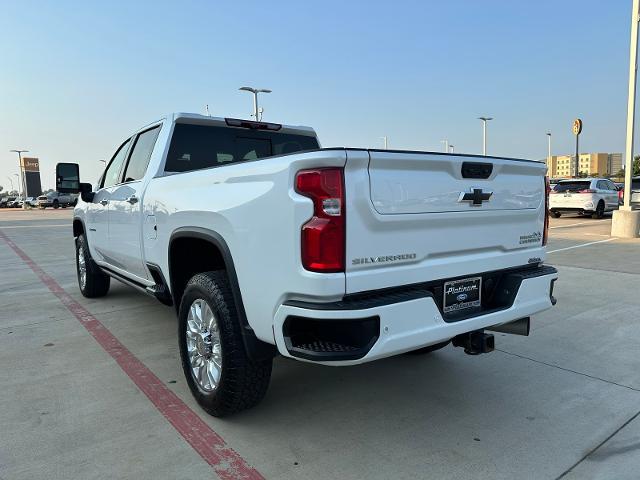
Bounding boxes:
1 210 639 479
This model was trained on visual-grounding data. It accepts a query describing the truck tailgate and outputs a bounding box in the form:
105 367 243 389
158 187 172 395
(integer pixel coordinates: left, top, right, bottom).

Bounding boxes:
344 150 547 294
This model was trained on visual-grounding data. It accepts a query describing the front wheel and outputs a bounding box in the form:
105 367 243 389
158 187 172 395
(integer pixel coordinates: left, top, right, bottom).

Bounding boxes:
179 271 272 417
76 234 110 297
551 211 561 218
52 199 59 209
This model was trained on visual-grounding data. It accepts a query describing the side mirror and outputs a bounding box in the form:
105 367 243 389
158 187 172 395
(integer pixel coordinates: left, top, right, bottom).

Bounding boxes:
80 183 94 203
56 163 81 193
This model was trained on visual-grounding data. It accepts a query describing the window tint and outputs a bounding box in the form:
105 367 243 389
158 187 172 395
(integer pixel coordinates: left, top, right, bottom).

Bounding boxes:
553 181 590 192
165 124 319 173
102 139 132 188
122 126 161 182
236 137 271 160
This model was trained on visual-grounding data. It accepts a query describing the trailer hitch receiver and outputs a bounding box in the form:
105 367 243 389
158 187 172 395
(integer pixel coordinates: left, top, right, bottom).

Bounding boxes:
452 330 495 355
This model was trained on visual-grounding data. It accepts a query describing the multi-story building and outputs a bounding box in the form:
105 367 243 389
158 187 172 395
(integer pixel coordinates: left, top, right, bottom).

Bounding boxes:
546 153 622 178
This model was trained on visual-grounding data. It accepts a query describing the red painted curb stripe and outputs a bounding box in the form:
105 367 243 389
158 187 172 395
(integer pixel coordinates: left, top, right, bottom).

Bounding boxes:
0 230 264 480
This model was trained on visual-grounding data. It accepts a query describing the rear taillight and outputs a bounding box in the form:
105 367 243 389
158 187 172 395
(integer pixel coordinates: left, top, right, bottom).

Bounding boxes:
618 189 624 200
295 168 345 272
578 189 597 193
543 176 550 246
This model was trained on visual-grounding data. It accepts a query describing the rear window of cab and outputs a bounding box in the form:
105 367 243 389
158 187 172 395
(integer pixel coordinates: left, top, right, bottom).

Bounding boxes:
164 124 319 173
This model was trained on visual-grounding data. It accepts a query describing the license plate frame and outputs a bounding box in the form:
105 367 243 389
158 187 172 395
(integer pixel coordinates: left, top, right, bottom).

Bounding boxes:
443 276 482 314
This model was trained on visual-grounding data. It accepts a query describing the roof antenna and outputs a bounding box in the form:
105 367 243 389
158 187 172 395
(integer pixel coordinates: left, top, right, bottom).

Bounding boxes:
205 104 210 116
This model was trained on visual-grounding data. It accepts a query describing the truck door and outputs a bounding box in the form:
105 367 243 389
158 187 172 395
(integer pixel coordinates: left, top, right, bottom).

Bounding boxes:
86 137 132 264
107 125 161 281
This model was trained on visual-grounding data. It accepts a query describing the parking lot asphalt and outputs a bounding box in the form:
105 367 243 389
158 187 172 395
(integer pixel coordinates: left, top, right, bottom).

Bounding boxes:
1 208 639 480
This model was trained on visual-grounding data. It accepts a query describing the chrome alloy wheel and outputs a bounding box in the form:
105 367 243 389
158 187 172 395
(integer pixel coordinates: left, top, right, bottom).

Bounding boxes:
186 298 222 391
77 245 87 289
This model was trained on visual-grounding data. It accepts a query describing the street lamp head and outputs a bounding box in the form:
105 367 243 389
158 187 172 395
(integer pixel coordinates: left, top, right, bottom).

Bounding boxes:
10 149 29 153
239 87 271 94
478 117 493 122
546 132 551 136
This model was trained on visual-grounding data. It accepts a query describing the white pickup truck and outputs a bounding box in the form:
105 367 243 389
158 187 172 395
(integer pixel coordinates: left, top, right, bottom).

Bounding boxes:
57 113 558 417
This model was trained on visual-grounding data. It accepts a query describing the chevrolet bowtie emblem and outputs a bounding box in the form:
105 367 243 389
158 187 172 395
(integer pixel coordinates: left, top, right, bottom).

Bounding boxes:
458 188 492 206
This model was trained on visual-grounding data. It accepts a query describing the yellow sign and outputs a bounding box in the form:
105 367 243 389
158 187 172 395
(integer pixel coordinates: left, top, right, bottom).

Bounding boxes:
572 119 583 136
21 157 40 172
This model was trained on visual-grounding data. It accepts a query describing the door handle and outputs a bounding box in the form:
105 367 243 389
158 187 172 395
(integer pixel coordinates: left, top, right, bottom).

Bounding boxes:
100 200 109 206
127 196 139 205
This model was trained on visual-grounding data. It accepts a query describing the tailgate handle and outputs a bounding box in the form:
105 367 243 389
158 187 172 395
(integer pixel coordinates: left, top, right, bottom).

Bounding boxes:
461 162 493 179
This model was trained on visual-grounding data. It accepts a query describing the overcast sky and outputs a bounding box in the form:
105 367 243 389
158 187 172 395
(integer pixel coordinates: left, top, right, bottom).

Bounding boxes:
0 0 634 191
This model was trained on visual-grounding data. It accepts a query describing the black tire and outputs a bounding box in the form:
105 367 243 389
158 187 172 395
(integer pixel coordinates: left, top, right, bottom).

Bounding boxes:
406 340 451 355
52 199 59 209
75 234 110 298
178 271 272 417
551 211 561 218
592 201 605 219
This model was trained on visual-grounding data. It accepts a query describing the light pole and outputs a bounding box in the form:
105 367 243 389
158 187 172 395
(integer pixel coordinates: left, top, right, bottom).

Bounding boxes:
612 0 640 237
623 0 639 209
380 136 388 149
546 132 552 159
478 117 493 155
546 132 552 173
440 139 449 153
10 149 29 209
239 87 272 121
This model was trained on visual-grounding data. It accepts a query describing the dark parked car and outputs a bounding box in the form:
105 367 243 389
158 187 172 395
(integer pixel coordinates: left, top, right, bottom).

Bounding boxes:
0 196 17 208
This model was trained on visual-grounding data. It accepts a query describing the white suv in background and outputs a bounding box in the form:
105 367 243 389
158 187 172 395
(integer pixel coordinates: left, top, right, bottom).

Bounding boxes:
549 178 619 218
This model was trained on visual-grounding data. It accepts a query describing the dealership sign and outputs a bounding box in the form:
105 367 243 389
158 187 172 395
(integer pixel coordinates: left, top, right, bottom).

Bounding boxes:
21 157 40 172
20 157 42 197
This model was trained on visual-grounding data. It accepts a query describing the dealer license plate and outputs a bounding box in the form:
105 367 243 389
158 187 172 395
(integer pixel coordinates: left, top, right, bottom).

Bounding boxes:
443 277 482 314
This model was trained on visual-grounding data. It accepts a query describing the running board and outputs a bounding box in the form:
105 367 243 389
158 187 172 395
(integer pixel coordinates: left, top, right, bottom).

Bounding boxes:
99 265 173 307
145 284 173 306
